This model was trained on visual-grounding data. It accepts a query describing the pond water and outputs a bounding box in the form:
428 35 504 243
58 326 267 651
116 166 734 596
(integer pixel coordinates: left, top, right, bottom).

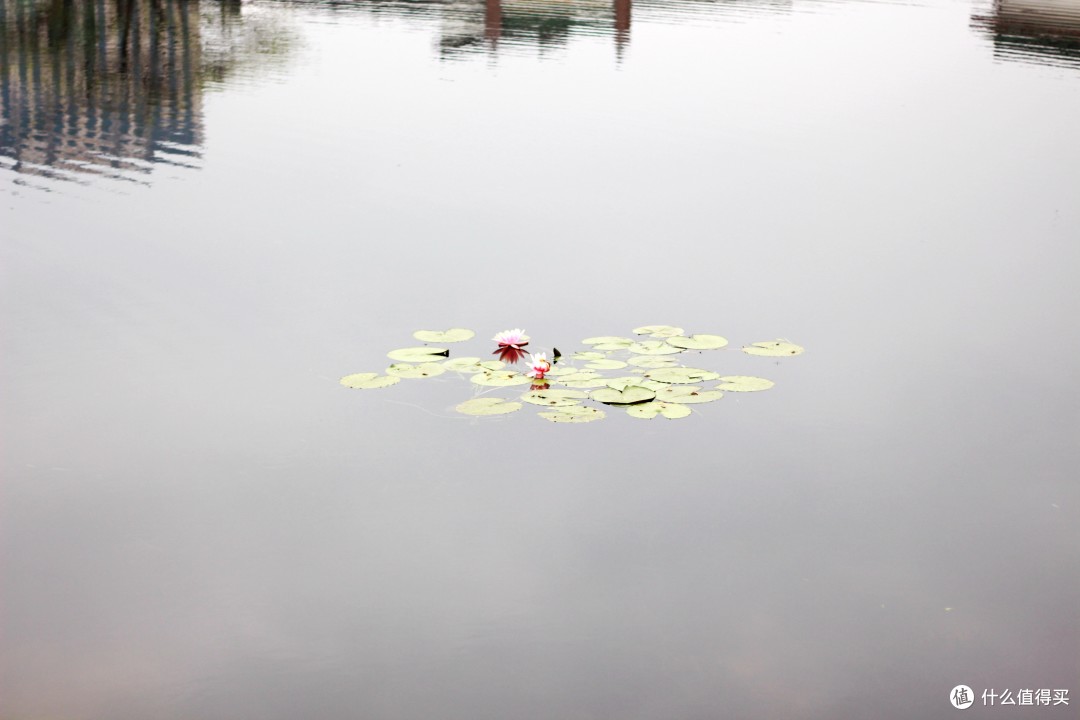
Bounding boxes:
2 0 1079 717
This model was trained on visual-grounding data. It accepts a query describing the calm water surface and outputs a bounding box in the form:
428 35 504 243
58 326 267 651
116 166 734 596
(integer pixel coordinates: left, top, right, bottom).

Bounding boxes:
2 0 1079 717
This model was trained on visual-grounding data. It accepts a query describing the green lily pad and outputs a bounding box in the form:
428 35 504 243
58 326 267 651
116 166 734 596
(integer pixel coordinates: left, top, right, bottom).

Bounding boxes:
443 357 504 373
554 371 609 388
538 406 606 423
582 336 633 350
655 385 723 404
340 373 402 390
742 340 805 357
590 386 657 405
413 328 475 343
628 340 683 356
626 401 692 419
520 388 589 407
470 371 533 387
456 397 523 416
627 355 679 368
388 346 450 362
543 365 578 377
644 367 721 384
715 376 775 392
666 334 728 350
633 325 684 338
385 362 447 378
572 351 606 361
605 376 667 392
585 358 628 370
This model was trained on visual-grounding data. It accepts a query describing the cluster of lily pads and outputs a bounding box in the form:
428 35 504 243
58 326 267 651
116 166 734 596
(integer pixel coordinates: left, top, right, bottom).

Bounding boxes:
340 325 803 423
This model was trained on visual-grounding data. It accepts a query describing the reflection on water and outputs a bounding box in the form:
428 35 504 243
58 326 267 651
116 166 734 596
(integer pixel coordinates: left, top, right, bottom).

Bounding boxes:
0 0 293 188
971 0 1080 68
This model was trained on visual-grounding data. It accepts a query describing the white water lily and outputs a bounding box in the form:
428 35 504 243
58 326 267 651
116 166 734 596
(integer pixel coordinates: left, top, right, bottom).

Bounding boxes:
493 328 530 348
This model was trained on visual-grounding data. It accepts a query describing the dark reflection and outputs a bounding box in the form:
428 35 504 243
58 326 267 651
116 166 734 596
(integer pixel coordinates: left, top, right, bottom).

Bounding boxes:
493 345 528 364
0 0 294 187
971 0 1080 68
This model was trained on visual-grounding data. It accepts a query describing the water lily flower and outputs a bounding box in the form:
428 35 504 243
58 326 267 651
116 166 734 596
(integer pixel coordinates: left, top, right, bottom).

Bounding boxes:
527 352 552 380
493 328 530 349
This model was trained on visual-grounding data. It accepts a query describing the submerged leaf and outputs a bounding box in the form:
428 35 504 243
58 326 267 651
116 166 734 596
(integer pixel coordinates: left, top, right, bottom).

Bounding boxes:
388 346 450 362
627 355 679 368
590 386 657 405
644 367 721 384
585 358 628 370
470 370 533 387
520 388 589 407
413 328 475 343
626 401 692 419
538 406 606 423
456 397 522 416
628 340 683 356
742 340 804 357
715 375 775 392
386 362 447 379
666 334 728 350
655 385 723 404
340 373 402 390
633 325 684 338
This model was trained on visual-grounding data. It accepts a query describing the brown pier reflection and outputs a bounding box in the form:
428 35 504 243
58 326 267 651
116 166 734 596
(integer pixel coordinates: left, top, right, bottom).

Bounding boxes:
971 0 1080 68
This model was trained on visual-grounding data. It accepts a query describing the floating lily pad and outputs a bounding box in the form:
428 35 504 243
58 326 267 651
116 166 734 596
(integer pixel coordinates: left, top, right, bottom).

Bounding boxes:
388 346 450 362
456 397 522 416
572 351 606 361
742 340 805 357
443 357 503 373
582 336 633 350
633 325 684 338
413 328 475 343
590 386 657 405
386 362 447 379
605 377 667 392
554 371 609 389
655 385 723 404
627 355 680 368
543 365 578 377
470 371 532 387
340 373 401 390
585 358 628 371
644 367 721 384
538 406 606 423
628 340 683 356
626 401 692 419
715 376 775 392
666 334 728 350
520 388 589 407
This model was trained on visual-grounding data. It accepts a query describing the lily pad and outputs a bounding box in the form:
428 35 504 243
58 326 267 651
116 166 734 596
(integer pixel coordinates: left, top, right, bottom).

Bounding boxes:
605 376 667 392
413 328 475 343
627 355 679 368
443 357 503 373
470 371 533 387
543 365 578 377
538 406 606 423
456 397 522 416
742 340 805 357
644 367 721 384
385 362 447 379
582 336 633 350
554 371 609 389
666 334 728 350
585 358 628 371
590 386 657 405
628 340 683 356
340 373 401 390
572 351 606 361
627 401 692 419
633 325 684 338
388 346 450 362
655 385 723 404
520 388 589 407
715 376 775 392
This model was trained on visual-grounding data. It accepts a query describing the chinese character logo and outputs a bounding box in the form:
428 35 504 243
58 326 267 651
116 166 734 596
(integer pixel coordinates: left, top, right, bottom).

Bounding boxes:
951 685 975 709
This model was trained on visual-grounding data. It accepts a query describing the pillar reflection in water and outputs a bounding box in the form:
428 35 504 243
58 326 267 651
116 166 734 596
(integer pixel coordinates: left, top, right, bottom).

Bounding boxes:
970 0 1080 68
454 0 633 59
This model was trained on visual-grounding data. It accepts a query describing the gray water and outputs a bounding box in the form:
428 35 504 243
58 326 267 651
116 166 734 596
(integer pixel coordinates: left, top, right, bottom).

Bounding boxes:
2 0 1079 717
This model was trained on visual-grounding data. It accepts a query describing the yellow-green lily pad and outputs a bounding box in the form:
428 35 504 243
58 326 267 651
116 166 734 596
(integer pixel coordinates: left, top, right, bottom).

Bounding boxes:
628 340 683 356
633 325 684 338
590 386 656 405
538 406 606 423
456 397 522 416
742 340 805 357
471 371 533 387
554 371 609 389
572 351 606 361
585 358 628 371
520 388 589 407
666 334 728 350
385 362 447 378
656 385 723 404
582 336 633 350
605 376 667 392
626 401 692 419
715 376 775 392
644 367 721 384
388 346 450 362
627 355 679 368
340 373 401 390
413 328 475 343
443 357 504 373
